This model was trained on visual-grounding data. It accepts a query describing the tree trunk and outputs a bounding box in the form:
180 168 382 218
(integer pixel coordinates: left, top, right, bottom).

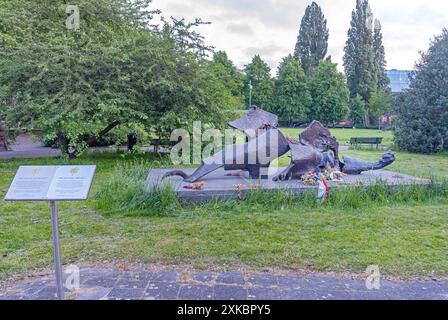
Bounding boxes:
364 115 370 127
87 121 120 146
56 133 75 159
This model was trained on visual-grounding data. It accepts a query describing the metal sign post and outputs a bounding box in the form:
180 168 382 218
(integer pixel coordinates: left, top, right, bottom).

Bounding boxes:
4 165 96 300
50 201 64 300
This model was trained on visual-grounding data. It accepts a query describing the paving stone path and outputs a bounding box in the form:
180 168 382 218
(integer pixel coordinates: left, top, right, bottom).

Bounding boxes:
1 268 447 300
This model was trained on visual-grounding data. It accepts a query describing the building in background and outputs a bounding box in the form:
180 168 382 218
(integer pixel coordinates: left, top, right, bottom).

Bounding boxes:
379 70 412 129
386 69 411 94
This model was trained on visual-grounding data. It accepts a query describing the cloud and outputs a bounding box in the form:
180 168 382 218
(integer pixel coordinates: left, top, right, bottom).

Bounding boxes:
227 23 255 36
243 44 290 60
164 2 197 16
152 0 448 74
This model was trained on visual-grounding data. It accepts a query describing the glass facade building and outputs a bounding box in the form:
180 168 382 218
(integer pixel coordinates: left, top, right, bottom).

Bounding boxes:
386 69 411 94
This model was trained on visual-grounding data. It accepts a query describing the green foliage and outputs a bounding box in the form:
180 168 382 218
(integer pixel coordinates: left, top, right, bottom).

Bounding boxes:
209 51 245 107
350 94 367 126
343 0 375 102
373 20 391 93
94 160 180 216
294 1 329 75
394 29 448 153
368 90 391 118
0 0 237 157
244 55 274 108
308 61 350 125
268 55 311 122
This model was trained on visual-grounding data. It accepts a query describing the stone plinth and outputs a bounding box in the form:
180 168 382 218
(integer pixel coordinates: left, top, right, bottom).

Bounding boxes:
145 167 430 203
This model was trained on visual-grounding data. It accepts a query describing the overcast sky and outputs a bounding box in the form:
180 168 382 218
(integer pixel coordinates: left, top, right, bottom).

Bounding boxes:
152 0 448 74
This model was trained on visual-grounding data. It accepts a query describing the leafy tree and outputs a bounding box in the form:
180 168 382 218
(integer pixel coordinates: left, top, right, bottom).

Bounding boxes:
350 94 367 127
394 29 448 153
158 16 212 58
210 51 245 102
244 55 274 108
294 2 329 75
269 55 311 123
343 0 375 103
0 0 236 157
373 20 390 92
368 90 391 129
308 61 350 126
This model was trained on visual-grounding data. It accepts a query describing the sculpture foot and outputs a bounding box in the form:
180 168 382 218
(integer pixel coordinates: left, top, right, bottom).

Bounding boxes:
342 151 395 175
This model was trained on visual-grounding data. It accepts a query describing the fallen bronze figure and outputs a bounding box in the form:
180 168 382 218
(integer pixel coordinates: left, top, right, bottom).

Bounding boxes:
163 106 395 183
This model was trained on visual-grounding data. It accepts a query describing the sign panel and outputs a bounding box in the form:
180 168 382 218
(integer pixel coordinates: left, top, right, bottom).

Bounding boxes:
4 165 96 201
46 166 96 200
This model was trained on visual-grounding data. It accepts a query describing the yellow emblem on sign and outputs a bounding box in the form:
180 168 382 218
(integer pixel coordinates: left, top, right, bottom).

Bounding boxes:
31 168 41 175
70 167 80 176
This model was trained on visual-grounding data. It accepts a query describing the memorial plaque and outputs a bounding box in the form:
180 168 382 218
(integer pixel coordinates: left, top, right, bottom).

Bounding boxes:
4 165 96 201
46 166 96 200
4 165 96 300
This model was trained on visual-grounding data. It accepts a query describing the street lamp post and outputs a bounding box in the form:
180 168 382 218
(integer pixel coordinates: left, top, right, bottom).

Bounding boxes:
248 80 253 109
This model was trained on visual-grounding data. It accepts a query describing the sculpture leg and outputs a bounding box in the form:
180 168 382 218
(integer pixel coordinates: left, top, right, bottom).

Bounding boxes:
248 165 260 180
273 163 296 181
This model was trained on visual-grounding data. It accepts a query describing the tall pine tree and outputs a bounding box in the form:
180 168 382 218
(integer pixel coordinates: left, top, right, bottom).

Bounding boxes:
343 0 375 103
294 2 329 75
373 19 390 92
244 55 274 108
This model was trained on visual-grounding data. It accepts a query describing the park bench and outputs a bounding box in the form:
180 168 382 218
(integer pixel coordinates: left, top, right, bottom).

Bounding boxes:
151 138 174 153
350 137 383 149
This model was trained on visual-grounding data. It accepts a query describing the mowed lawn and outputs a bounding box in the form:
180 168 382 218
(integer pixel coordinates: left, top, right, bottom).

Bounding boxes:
1 144 448 282
280 127 394 146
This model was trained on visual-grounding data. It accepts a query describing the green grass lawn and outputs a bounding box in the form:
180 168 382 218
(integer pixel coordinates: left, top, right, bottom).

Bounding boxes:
280 128 395 146
1 148 448 282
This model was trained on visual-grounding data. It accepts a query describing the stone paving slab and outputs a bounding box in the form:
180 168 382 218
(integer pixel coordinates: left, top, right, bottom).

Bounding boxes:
1 268 447 300
146 168 430 203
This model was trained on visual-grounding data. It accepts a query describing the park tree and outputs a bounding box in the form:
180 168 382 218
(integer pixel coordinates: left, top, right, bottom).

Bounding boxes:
308 61 350 126
269 55 311 123
368 90 391 129
343 0 375 103
244 55 274 108
293 2 329 75
0 0 237 157
210 51 245 103
373 20 390 92
350 94 368 127
368 19 392 127
394 29 448 153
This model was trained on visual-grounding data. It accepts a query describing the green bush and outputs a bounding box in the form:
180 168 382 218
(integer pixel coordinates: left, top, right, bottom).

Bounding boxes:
94 159 180 216
394 29 448 153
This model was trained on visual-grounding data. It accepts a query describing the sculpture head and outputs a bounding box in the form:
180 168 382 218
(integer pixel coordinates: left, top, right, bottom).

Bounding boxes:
228 106 278 132
299 121 339 153
379 151 396 166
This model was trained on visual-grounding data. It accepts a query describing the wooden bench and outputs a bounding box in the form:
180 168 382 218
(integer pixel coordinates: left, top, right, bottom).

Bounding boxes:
151 138 174 153
350 137 383 149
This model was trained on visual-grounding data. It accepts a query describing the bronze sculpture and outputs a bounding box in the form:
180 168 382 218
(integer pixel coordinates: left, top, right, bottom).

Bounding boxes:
162 106 395 183
163 107 290 182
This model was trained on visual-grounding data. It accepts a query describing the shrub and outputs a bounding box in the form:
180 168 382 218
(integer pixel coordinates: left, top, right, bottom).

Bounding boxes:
394 29 448 153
